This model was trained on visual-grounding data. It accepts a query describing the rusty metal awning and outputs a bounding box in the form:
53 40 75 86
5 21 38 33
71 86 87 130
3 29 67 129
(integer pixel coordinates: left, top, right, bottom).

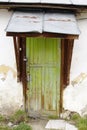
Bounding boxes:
6 11 80 37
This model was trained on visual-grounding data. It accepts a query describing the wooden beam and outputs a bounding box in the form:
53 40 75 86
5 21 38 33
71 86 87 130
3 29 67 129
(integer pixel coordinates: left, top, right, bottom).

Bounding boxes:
0 3 87 12
13 37 28 111
63 39 74 88
7 32 79 39
21 37 28 112
60 39 65 113
64 39 74 87
60 39 74 113
13 37 21 82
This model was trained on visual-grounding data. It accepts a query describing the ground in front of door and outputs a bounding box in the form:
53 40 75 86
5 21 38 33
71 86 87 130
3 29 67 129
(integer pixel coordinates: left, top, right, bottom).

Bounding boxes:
29 119 78 130
29 118 49 130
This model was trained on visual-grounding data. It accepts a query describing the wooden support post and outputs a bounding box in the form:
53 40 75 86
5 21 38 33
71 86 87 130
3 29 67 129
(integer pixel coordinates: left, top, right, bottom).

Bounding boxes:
13 37 28 112
13 37 21 82
60 39 74 113
21 37 28 112
63 39 74 87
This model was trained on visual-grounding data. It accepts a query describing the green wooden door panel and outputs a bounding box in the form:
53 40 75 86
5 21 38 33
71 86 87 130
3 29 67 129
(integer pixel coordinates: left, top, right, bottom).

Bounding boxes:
26 37 61 115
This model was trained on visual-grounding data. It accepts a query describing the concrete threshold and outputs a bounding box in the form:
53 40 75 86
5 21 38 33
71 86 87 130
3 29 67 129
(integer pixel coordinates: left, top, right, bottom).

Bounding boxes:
45 120 78 130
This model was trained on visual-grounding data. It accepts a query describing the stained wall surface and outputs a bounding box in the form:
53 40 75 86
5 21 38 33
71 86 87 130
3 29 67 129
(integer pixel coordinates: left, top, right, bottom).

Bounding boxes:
64 11 87 116
0 9 24 115
0 9 87 116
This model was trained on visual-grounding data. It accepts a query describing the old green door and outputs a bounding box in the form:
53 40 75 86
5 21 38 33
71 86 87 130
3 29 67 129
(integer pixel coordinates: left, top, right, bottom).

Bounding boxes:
26 37 61 116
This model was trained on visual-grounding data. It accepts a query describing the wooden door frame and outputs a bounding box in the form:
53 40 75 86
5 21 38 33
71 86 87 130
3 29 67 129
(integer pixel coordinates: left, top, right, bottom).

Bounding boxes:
60 39 74 113
13 36 74 114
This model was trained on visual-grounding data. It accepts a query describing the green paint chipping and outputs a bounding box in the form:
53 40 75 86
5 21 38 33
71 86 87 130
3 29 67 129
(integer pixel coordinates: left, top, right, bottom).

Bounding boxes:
26 37 61 115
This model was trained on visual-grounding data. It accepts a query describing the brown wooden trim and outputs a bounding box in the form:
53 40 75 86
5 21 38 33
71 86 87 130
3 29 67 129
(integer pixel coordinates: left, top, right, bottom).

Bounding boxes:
60 39 64 113
7 32 79 39
60 39 74 113
13 36 28 111
13 36 74 114
63 39 74 88
21 37 28 112
0 3 87 11
13 37 21 82
18 37 23 81
63 39 69 87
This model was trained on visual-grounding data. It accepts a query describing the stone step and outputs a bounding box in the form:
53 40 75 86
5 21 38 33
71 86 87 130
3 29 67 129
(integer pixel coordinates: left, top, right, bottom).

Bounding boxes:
45 120 78 130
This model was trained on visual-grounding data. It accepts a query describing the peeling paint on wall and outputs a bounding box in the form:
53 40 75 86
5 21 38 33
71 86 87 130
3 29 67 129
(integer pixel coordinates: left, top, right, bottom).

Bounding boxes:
64 11 87 116
63 73 87 116
0 9 24 115
70 12 87 80
0 64 17 81
0 68 23 115
71 73 87 86
0 9 87 116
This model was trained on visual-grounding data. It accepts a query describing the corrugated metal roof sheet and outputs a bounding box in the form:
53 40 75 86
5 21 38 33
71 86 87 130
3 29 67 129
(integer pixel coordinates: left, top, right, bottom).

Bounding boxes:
0 0 87 5
6 11 80 35
6 11 43 33
44 13 80 35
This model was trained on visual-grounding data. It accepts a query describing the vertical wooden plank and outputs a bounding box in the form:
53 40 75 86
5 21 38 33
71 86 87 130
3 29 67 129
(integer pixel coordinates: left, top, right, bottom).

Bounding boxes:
13 37 28 111
66 39 74 85
13 37 21 82
60 39 64 113
21 37 28 112
19 37 23 81
63 39 74 87
60 39 74 113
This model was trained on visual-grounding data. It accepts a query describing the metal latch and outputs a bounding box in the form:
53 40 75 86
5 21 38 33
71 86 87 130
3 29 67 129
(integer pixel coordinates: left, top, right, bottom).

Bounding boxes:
27 74 32 82
23 57 28 62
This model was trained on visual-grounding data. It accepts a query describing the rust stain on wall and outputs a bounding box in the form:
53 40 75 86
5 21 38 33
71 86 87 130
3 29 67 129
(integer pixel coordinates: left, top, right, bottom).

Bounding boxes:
0 65 17 80
71 73 87 86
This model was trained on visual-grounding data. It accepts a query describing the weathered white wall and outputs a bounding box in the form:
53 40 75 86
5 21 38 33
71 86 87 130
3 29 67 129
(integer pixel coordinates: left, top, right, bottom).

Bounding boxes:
71 11 87 80
0 9 23 115
63 11 87 116
0 9 87 116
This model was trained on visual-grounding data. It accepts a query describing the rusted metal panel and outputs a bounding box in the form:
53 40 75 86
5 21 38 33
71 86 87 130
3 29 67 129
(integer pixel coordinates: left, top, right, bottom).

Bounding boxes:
10 0 40 3
41 0 71 4
6 11 43 33
44 12 80 35
6 11 80 36
26 37 61 115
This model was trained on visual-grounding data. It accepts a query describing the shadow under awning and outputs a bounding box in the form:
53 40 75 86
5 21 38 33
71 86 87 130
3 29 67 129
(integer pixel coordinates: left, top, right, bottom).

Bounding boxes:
6 11 80 38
